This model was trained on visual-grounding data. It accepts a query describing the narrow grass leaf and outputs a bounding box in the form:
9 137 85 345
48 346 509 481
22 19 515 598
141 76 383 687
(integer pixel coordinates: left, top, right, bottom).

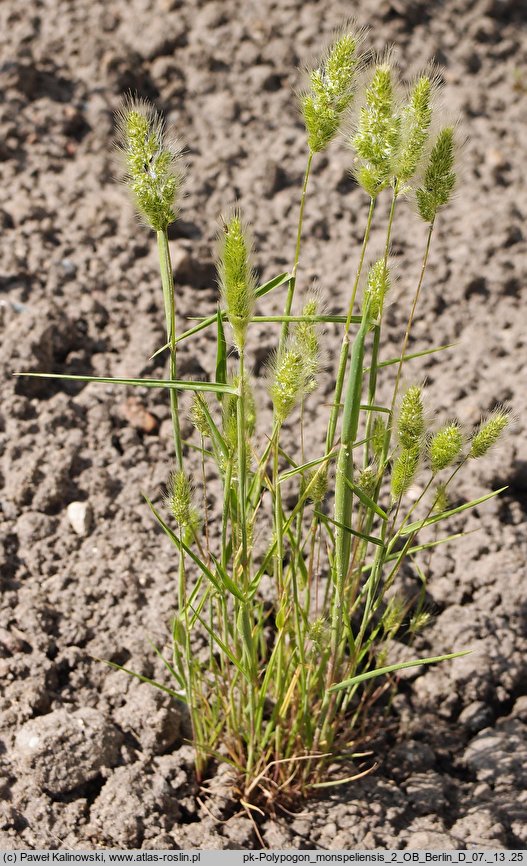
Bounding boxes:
96 658 185 700
370 343 455 371
279 450 335 484
377 530 475 566
209 552 247 602
255 271 291 298
196 396 229 462
359 404 391 414
15 372 237 395
329 650 471 692
215 307 228 401
399 488 507 536
147 639 185 690
317 510 384 547
186 314 363 326
249 314 361 325
344 477 388 520
190 606 250 683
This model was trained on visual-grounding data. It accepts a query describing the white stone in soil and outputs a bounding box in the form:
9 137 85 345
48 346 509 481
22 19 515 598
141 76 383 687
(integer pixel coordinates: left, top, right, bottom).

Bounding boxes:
66 501 93 536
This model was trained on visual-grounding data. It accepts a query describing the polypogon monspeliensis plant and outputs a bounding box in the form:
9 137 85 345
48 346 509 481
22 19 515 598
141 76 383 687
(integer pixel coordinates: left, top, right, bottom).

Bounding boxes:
19 26 510 807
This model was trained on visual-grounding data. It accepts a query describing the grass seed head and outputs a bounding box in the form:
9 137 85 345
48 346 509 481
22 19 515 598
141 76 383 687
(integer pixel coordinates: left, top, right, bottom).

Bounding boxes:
397 384 425 450
394 74 433 183
190 393 210 439
308 616 330 652
217 212 256 352
433 482 449 513
270 346 307 423
469 407 510 458
372 416 387 460
429 421 464 473
167 469 194 527
408 609 432 635
305 464 329 503
391 447 420 499
416 126 456 222
301 30 360 153
358 465 377 498
116 96 185 231
223 375 255 468
270 299 321 422
351 60 401 197
363 258 390 323
296 296 322 394
383 595 406 637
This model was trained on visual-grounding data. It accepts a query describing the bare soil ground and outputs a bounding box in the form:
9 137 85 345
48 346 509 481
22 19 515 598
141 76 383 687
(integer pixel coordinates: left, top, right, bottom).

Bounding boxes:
1 0 526 850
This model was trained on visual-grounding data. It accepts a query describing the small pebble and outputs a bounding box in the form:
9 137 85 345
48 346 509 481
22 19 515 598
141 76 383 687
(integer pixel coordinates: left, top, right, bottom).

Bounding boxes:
120 397 159 434
67 501 93 536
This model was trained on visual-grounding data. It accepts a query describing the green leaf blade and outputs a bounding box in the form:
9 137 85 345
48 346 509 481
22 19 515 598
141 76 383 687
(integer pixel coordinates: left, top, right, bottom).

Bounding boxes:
329 650 471 692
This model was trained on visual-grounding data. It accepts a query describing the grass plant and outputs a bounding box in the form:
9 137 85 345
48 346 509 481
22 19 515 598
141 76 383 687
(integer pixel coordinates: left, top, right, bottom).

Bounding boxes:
18 28 510 808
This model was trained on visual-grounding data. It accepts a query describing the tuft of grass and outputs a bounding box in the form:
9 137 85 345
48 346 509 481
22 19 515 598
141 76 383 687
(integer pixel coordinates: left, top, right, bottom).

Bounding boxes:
18 28 511 807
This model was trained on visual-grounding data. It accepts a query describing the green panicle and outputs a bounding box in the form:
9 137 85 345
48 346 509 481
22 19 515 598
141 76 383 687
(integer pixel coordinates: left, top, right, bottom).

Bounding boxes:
372 416 387 460
416 126 456 223
308 616 329 653
383 595 406 637
352 63 401 197
394 75 433 183
302 32 359 153
391 447 420 499
183 507 201 546
397 385 425 450
240 375 257 436
167 470 194 527
469 408 510 458
295 297 322 394
358 465 377 498
429 422 463 473
408 609 432 635
363 259 390 323
223 391 238 454
223 376 255 461
190 393 209 438
270 298 321 422
305 465 328 503
218 214 256 351
116 98 184 231
433 482 449 514
270 346 307 424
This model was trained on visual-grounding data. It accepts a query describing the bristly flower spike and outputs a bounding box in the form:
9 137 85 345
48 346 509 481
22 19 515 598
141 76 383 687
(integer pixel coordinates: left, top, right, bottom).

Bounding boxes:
394 73 434 184
363 258 390 324
217 212 257 352
433 482 449 514
392 385 425 499
270 297 321 423
301 28 362 153
190 393 209 439
351 57 401 198
358 465 377 498
391 447 420 499
167 469 194 528
416 125 457 222
397 384 425 450
428 421 464 473
372 416 387 461
116 96 185 231
469 407 510 458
